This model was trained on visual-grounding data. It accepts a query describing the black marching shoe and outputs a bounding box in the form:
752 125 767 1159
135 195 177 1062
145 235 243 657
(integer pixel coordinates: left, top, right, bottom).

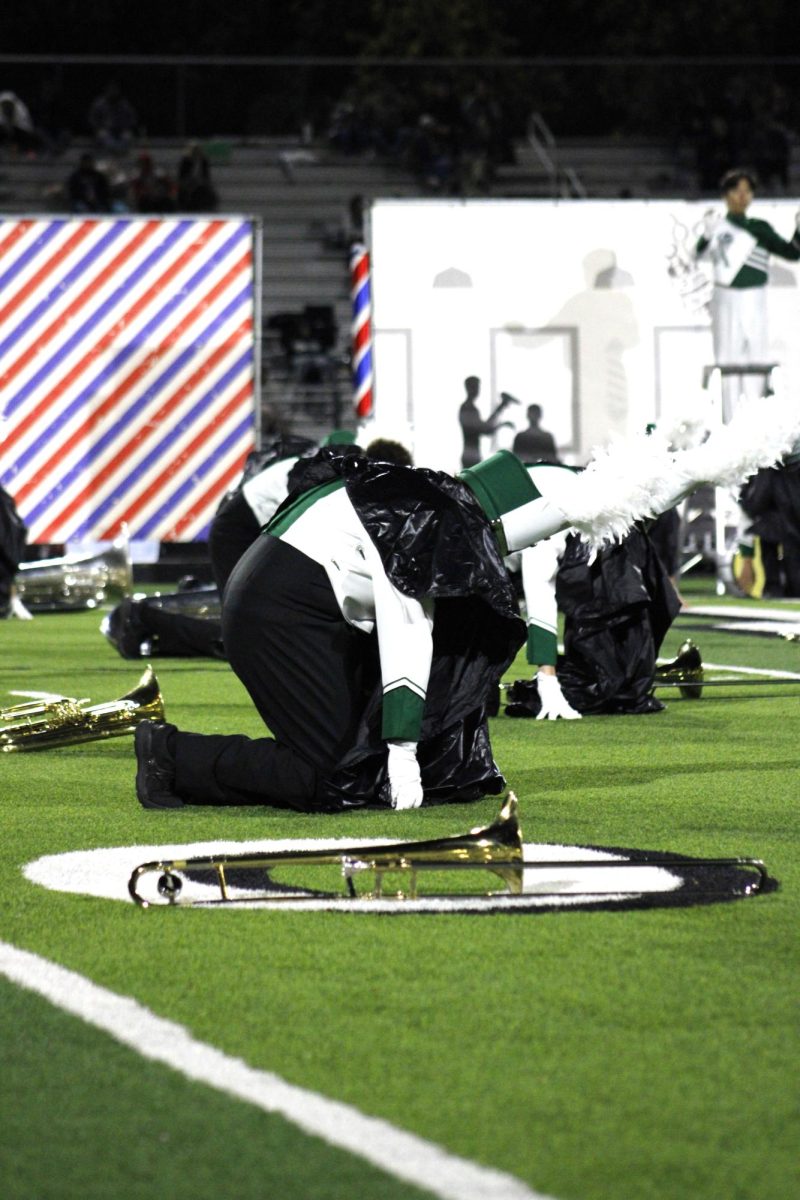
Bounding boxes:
134 721 184 809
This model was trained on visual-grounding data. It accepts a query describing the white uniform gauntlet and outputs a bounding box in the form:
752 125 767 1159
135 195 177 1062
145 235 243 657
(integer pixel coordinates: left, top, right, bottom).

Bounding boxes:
536 672 582 721
387 740 424 809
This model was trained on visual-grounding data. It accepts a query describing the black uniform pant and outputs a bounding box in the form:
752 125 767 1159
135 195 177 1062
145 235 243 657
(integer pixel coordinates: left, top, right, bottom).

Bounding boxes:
173 536 376 808
208 489 261 594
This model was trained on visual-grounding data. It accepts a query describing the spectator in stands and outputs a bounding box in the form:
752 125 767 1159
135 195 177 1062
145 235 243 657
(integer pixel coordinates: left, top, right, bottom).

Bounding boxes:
0 90 40 156
129 151 176 213
406 112 458 194
66 152 112 213
88 82 138 156
460 80 505 194
177 142 218 211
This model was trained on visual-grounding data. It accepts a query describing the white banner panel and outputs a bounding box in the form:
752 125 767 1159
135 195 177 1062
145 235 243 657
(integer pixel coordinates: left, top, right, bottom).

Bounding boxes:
369 199 800 473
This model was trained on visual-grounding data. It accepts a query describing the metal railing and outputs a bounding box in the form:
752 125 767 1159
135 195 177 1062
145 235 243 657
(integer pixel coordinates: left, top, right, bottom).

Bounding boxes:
526 112 587 199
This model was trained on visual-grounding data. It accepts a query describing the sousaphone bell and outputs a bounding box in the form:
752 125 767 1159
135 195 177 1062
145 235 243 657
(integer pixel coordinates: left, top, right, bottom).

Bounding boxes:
15 538 132 612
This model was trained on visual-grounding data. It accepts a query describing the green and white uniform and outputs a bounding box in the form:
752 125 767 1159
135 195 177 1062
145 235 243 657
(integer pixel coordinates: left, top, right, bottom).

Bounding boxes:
520 535 565 667
696 212 800 420
242 455 299 526
267 478 434 743
266 455 581 744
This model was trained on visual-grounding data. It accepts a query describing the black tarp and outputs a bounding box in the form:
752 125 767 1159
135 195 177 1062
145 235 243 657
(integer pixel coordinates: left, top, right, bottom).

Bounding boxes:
505 528 680 718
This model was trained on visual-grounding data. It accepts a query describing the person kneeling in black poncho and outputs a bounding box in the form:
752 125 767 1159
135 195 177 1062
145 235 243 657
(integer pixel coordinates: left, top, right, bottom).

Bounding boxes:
132 403 798 813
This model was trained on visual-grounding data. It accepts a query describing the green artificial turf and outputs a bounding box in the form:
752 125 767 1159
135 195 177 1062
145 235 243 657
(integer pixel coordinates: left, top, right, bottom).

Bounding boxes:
1 588 798 1200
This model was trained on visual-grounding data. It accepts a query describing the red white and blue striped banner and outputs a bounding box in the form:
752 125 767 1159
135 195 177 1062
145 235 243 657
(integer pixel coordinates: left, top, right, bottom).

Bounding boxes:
350 242 373 419
0 216 258 543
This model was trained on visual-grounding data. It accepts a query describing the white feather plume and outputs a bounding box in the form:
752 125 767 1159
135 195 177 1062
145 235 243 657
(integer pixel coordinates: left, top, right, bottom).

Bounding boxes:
564 393 800 546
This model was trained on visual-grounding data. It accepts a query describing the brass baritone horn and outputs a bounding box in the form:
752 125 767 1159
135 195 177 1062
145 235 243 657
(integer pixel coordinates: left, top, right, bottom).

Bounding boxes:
0 666 164 751
129 793 525 908
653 639 704 698
654 642 800 695
15 539 132 612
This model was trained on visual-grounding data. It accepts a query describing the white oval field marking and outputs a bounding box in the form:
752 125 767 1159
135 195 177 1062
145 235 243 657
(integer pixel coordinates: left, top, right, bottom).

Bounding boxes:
24 839 681 911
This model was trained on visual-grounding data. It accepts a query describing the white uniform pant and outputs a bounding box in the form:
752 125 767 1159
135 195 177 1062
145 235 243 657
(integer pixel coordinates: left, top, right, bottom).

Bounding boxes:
710 285 769 422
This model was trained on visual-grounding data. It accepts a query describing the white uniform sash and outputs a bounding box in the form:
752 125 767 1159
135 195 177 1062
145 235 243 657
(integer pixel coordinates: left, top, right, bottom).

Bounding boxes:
707 217 758 285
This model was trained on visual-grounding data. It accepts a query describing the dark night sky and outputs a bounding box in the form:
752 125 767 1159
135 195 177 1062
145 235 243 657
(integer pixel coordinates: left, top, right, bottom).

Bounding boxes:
6 0 800 57
4 1 799 140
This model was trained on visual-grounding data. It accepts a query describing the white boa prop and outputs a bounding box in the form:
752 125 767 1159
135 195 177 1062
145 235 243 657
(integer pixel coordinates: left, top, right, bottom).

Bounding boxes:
565 393 800 546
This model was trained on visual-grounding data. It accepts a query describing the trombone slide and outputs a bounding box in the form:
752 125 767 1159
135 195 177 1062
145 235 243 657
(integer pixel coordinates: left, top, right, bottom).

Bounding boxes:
129 795 525 907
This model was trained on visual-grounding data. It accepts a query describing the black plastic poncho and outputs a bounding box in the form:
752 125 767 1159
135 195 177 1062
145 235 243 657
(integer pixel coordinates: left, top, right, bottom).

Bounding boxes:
554 528 680 715
278 450 526 807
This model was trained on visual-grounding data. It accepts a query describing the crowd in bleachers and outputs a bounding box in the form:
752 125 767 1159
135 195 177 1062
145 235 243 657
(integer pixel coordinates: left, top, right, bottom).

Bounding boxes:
1 69 798 209
326 79 514 196
60 143 218 214
0 81 219 214
678 79 794 195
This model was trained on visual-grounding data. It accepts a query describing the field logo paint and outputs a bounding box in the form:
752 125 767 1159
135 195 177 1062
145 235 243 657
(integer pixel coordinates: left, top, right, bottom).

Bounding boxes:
24 838 772 914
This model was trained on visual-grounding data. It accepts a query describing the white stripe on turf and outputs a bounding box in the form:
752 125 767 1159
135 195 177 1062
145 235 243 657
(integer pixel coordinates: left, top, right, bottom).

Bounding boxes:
692 660 800 680
0 939 553 1200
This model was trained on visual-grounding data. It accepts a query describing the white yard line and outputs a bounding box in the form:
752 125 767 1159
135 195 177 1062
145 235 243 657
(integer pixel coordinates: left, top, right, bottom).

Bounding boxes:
701 660 800 681
0 940 552 1200
657 656 800 681
685 605 800 622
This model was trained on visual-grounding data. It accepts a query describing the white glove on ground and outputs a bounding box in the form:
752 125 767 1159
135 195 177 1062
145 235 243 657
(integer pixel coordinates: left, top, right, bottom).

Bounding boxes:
536 672 582 720
387 740 423 809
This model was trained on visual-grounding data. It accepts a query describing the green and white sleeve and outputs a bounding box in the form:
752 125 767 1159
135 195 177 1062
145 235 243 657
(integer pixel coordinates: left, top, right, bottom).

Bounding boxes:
521 540 560 667
367 541 434 743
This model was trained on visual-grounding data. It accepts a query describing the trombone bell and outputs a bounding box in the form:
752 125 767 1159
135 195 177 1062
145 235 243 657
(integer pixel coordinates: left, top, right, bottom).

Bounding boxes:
0 666 164 751
129 794 524 908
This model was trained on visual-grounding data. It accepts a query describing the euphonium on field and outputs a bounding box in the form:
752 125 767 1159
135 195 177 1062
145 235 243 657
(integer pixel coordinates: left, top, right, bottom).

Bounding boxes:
0 666 164 751
129 793 525 907
15 539 132 612
653 639 704 698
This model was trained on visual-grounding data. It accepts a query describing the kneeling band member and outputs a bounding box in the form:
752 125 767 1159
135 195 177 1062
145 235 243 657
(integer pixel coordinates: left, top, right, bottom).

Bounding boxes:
134 423 790 812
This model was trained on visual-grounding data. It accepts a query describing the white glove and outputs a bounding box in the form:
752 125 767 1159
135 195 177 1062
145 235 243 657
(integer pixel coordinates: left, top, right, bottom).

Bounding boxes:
535 672 582 720
386 740 423 809
702 209 719 240
10 593 33 620
795 209 800 232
